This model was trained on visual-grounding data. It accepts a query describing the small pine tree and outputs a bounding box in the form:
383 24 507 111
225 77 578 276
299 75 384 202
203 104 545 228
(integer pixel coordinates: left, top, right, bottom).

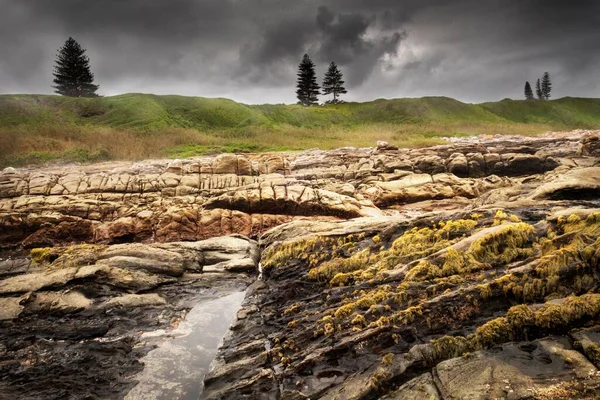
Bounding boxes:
535 79 543 100
541 72 552 100
296 54 320 106
322 62 347 104
524 81 534 100
52 37 99 97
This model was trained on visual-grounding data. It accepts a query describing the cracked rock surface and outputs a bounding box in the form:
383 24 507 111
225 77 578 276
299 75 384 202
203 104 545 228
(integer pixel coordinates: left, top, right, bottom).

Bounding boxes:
1 130 600 399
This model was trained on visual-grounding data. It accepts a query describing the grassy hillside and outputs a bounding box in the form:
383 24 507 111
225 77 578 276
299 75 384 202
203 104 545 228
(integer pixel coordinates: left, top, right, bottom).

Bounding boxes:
1 93 599 167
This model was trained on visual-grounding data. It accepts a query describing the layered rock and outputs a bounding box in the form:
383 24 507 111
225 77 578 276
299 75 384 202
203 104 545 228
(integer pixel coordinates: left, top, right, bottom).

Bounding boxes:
203 206 600 399
200 131 600 399
1 131 592 249
1 130 600 399
0 236 258 399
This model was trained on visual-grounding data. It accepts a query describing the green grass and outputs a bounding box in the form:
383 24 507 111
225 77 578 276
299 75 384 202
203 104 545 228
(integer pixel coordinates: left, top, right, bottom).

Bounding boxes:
1 94 599 167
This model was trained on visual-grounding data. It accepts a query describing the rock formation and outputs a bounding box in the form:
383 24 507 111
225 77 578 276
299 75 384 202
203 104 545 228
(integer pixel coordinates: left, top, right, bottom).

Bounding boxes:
1 130 600 399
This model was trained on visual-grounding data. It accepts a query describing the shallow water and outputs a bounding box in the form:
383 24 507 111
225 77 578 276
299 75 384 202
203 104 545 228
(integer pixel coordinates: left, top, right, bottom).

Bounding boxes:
124 290 246 400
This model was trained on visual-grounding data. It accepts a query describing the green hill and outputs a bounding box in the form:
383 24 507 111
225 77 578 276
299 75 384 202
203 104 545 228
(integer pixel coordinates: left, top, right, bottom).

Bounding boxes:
1 93 599 167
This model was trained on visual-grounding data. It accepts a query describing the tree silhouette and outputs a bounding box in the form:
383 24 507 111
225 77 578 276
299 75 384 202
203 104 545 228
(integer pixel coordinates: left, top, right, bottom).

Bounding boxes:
296 54 320 106
541 72 552 100
535 79 543 100
524 81 534 100
52 37 99 97
322 62 347 104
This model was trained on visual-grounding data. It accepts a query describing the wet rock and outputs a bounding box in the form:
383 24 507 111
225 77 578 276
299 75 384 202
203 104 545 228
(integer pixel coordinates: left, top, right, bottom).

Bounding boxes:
1 130 600 399
383 372 441 400
434 337 599 399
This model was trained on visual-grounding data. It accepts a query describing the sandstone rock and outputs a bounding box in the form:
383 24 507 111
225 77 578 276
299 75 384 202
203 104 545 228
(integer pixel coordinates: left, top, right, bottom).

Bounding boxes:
104 293 167 309
97 256 185 277
530 167 600 200
1 131 599 399
0 297 25 320
582 133 600 156
0 267 78 294
434 337 597 399
383 372 441 400
25 291 92 314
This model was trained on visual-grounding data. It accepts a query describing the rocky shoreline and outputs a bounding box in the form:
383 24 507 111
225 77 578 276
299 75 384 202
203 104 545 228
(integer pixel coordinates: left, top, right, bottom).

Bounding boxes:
1 130 599 399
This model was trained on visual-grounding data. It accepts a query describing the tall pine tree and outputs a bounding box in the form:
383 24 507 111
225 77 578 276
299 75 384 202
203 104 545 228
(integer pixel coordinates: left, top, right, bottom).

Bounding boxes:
322 62 347 104
52 37 99 97
524 81 534 100
296 54 320 106
535 79 543 100
541 72 552 100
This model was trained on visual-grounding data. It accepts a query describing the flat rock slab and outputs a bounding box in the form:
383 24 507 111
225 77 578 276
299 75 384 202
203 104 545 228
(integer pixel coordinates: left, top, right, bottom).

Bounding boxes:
383 372 441 400
434 337 599 400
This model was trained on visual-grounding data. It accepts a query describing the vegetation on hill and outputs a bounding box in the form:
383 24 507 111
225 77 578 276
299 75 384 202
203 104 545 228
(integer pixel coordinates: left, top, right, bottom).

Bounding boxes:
1 93 600 167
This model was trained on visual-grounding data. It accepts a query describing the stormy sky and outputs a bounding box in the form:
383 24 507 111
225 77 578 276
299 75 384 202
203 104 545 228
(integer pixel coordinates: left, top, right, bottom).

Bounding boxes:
0 0 599 104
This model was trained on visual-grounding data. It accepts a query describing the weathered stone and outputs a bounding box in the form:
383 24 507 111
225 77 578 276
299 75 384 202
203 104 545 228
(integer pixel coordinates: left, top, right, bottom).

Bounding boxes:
530 167 600 200
104 293 167 308
383 372 441 400
434 338 597 399
582 133 600 156
0 130 599 399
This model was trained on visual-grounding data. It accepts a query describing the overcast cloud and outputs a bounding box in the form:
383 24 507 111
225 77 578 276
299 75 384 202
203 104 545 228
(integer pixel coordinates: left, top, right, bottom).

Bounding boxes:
0 0 599 103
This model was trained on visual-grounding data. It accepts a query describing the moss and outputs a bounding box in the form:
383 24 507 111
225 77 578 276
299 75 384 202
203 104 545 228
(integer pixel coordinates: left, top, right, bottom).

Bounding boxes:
324 323 335 337
334 303 356 320
431 335 473 360
479 284 492 300
263 234 366 272
559 212 600 236
585 344 600 368
492 210 508 226
351 313 367 327
369 316 391 328
392 305 423 325
30 247 54 264
308 249 370 282
406 222 535 283
468 222 535 265
441 248 467 276
283 303 301 316
311 218 479 286
381 353 394 367
369 367 390 390
471 212 484 220
330 287 393 323
288 320 300 328
262 237 321 270
50 243 108 269
505 304 535 328
432 294 600 363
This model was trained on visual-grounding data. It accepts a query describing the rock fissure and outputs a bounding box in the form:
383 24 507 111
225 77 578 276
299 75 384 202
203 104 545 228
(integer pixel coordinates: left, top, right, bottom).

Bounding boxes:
2 131 600 399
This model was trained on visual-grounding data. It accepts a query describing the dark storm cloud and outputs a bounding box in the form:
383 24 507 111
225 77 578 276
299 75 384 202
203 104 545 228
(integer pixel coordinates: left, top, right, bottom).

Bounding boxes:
0 0 599 103
239 4 405 86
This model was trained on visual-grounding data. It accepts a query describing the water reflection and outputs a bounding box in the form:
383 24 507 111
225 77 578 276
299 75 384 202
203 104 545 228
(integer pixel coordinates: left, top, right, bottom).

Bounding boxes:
125 290 246 400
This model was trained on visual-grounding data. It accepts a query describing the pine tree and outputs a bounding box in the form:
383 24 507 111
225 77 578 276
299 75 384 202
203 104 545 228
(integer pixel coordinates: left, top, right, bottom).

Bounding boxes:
535 79 543 100
541 72 552 100
296 54 320 106
52 37 99 97
524 81 534 100
322 62 347 104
